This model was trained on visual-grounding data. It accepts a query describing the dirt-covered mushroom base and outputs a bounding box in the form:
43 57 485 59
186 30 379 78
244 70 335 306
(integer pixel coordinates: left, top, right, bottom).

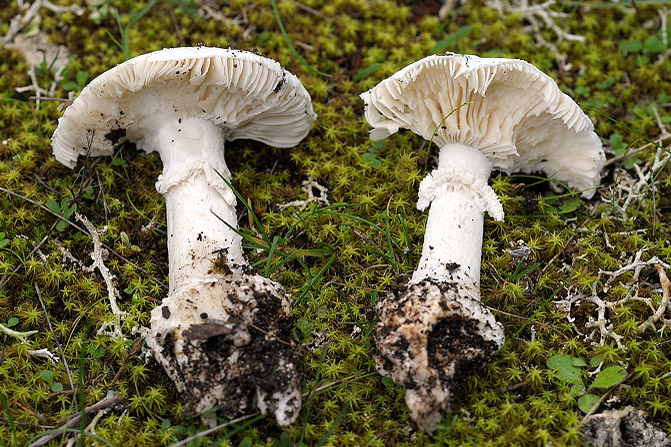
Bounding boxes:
373 278 505 433
143 269 304 427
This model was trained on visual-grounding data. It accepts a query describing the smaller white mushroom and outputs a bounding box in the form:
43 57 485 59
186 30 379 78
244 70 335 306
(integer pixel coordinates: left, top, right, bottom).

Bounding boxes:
52 47 316 426
361 52 605 432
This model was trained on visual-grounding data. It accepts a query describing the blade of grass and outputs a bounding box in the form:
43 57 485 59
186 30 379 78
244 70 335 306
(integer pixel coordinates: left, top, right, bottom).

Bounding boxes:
265 235 281 277
399 215 412 265
125 190 166 231
587 107 668 154
315 398 351 447
300 341 330 445
297 252 336 305
267 244 333 275
104 29 124 55
78 327 87 447
0 390 16 447
383 200 397 271
215 170 270 245
165 414 260 447
510 174 577 196
271 0 330 77
353 63 381 82
219 413 267 442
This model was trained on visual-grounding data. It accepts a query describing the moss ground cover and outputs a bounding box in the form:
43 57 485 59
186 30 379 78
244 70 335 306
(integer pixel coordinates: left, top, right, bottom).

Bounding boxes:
1 0 671 445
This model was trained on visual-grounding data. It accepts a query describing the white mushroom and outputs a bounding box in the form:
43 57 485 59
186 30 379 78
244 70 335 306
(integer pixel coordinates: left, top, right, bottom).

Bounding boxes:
360 53 605 432
52 47 316 426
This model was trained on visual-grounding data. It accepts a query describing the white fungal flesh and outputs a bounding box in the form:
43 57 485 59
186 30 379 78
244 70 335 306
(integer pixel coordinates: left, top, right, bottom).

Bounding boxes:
52 47 316 168
154 117 242 291
413 143 503 287
361 53 604 433
360 53 604 199
51 47 316 426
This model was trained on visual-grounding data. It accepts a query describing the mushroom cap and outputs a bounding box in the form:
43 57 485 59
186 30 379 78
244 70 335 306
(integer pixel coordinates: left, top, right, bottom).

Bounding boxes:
52 47 316 168
360 53 605 198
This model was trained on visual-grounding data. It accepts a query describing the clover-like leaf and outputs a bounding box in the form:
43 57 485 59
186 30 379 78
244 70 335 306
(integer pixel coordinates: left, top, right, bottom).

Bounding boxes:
590 366 627 389
578 393 601 413
547 354 584 385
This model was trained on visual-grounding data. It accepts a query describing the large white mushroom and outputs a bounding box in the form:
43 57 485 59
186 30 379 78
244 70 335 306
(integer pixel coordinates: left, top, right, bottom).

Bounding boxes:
52 47 316 426
361 53 605 432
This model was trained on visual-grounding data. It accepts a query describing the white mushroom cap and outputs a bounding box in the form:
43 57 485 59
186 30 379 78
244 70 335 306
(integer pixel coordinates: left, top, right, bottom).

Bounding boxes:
360 53 605 198
52 46 316 168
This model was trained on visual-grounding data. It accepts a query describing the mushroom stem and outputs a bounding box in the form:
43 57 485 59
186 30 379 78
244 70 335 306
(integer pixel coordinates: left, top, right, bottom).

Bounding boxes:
412 143 503 287
144 117 304 426
153 117 243 292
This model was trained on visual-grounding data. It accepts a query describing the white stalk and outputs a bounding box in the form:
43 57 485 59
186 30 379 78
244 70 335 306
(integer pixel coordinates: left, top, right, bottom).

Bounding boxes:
141 117 303 427
413 143 504 289
372 143 507 433
152 117 243 293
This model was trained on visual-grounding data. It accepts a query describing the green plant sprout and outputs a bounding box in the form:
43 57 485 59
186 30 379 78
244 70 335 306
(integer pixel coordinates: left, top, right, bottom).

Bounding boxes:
45 198 77 232
38 369 63 392
547 354 628 414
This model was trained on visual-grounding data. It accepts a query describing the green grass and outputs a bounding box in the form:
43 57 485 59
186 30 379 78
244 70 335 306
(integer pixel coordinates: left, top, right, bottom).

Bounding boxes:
1 0 671 446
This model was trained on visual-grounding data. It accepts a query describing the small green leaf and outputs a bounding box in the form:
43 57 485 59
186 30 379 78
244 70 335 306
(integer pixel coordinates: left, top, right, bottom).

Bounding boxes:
559 198 580 214
45 199 60 214
82 186 95 200
455 24 474 39
60 81 78 91
39 370 54 383
571 357 587 367
598 77 616 90
578 393 601 413
432 36 456 53
547 354 584 385
370 140 384 153
160 419 171 431
258 30 271 42
610 134 625 152
353 63 382 82
56 220 68 232
574 86 591 97
51 382 63 392
76 70 89 86
240 437 253 447
362 152 382 169
644 35 666 53
570 383 586 396
381 377 395 387
280 432 292 447
63 203 77 218
590 366 627 389
590 356 603 368
5 317 18 328
485 48 505 57
296 317 314 338
618 39 642 53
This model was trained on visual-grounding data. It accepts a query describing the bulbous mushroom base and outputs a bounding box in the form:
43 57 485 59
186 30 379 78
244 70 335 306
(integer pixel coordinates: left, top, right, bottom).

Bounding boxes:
373 278 505 433
145 270 303 427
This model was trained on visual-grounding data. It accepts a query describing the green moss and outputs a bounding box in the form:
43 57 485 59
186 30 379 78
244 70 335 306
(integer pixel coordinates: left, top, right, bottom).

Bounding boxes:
1 0 671 445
